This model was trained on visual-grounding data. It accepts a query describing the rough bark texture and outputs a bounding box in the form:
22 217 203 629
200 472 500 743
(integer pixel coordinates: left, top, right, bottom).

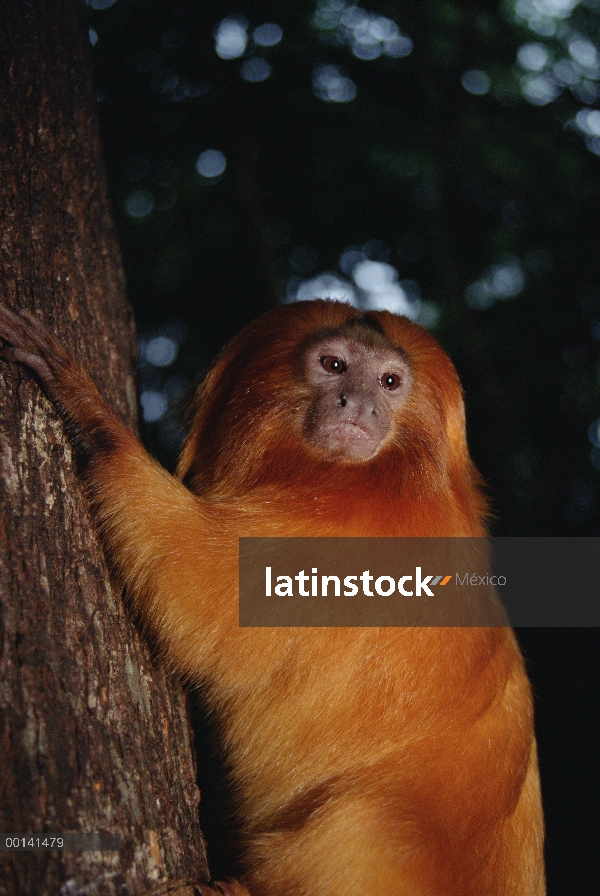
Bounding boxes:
0 2 210 893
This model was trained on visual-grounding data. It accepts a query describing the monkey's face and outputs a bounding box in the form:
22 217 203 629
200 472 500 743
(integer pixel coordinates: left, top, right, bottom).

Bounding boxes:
178 301 468 496
300 331 412 462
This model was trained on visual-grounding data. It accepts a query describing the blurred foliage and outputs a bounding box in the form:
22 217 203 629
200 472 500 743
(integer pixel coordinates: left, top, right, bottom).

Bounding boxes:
88 0 600 536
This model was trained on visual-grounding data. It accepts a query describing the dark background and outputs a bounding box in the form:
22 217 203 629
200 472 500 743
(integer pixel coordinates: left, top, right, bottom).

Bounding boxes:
87 0 600 890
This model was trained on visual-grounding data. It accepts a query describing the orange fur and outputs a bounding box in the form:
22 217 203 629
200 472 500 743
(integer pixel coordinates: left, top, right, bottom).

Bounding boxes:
0 300 545 895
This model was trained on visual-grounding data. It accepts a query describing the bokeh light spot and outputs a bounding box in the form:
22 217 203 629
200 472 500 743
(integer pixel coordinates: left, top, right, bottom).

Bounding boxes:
575 108 600 136
353 42 382 61
465 258 526 309
588 419 600 448
254 23 283 47
145 336 178 368
241 58 272 82
140 390 168 423
312 1 412 61
417 301 440 329
196 149 227 178
124 190 154 219
312 0 345 31
461 70 491 95
215 16 248 60
520 72 560 105
352 259 396 291
552 59 579 85
289 273 356 304
568 37 598 69
517 42 550 71
340 247 365 274
384 35 413 58
514 0 581 36
353 260 417 317
312 64 356 102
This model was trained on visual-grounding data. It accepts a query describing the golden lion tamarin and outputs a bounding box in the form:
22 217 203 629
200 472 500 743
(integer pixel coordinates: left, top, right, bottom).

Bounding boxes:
0 299 545 895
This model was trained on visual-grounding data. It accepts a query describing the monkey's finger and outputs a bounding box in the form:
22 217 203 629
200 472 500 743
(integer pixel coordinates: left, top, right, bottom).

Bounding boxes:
0 303 75 384
0 346 35 364
0 304 48 353
0 304 28 344
0 345 54 380
0 304 57 353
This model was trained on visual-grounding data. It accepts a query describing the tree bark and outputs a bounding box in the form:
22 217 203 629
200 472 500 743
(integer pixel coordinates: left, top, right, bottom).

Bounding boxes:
0 2 209 894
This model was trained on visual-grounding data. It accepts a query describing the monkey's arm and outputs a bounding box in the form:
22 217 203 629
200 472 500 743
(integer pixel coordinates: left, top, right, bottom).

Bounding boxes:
0 305 233 674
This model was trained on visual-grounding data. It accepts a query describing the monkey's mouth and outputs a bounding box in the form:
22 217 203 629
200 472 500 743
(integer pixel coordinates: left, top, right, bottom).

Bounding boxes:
311 419 384 461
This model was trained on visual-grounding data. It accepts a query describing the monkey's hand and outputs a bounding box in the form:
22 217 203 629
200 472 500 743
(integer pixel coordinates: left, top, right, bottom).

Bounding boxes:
0 306 60 383
0 303 118 440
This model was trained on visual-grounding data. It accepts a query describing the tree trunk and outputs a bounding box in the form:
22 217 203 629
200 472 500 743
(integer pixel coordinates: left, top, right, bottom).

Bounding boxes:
0 2 210 894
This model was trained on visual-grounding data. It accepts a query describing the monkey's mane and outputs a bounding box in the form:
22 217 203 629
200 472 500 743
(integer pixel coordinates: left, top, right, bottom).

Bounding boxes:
176 300 487 534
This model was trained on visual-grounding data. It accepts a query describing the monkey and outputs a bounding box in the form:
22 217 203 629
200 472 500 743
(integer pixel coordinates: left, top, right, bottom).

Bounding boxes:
0 299 545 896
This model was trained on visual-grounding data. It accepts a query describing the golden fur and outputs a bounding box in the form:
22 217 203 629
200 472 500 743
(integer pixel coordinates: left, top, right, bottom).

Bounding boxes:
0 300 545 895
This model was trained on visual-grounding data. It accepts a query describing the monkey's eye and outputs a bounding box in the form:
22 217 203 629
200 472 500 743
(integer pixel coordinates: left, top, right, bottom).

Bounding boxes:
320 356 347 374
380 373 402 391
